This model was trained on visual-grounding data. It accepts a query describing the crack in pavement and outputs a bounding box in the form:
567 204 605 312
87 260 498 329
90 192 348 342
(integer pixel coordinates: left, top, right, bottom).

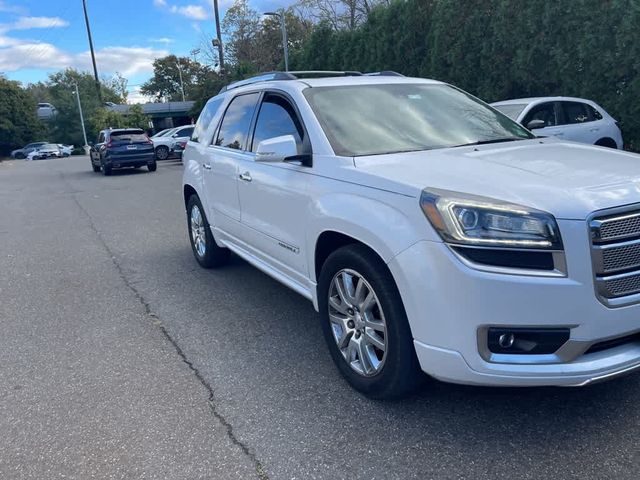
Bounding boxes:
65 175 269 480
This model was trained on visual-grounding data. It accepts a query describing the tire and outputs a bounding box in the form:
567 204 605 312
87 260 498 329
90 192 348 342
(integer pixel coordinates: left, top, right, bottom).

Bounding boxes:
147 160 157 172
318 244 423 399
102 163 112 176
92 163 100 172
595 137 618 149
155 145 169 160
15 153 25 159
186 195 230 268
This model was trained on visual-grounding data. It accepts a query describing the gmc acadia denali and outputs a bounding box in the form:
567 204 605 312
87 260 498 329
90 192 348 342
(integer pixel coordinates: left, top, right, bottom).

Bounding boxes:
182 71 640 398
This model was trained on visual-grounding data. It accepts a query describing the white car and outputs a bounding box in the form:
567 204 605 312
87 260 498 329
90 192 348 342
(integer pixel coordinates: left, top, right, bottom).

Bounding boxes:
182 72 640 398
152 125 194 160
27 143 62 160
491 97 623 149
57 144 74 157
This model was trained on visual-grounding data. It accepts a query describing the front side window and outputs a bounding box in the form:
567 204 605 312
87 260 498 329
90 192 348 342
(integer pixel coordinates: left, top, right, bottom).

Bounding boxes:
522 103 558 128
303 84 533 157
251 94 303 152
562 102 591 124
215 93 260 150
177 127 194 138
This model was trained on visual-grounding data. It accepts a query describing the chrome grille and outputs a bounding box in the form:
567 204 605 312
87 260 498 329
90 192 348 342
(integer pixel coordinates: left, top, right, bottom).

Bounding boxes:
591 207 640 305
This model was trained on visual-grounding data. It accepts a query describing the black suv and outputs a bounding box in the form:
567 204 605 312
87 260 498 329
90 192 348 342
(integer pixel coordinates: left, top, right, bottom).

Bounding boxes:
90 128 156 176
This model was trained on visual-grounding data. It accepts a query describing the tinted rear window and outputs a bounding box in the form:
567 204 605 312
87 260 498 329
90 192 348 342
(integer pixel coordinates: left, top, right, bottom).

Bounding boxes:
110 132 148 142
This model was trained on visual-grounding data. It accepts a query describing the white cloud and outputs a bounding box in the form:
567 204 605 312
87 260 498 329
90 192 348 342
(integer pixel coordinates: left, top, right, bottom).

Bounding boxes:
170 4 209 20
0 39 168 77
10 16 69 30
150 37 174 44
127 86 151 105
0 1 26 14
153 0 167 6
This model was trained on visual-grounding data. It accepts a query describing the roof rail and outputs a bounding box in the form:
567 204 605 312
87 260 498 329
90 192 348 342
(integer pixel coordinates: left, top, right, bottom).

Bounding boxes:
219 70 366 93
364 71 405 77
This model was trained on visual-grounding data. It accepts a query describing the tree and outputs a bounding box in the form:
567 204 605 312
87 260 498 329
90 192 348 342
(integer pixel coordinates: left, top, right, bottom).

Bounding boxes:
140 55 205 102
0 76 43 156
294 0 390 30
222 0 261 68
89 104 150 133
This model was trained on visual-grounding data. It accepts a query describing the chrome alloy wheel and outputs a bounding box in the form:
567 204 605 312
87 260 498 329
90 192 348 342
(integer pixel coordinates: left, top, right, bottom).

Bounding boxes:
328 269 388 377
190 205 206 257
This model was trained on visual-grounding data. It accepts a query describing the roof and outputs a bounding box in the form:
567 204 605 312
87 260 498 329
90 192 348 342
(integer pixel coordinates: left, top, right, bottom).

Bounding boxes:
491 96 594 106
106 101 195 116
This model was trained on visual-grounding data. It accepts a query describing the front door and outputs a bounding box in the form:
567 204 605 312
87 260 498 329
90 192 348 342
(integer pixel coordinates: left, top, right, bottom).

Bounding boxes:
236 92 312 283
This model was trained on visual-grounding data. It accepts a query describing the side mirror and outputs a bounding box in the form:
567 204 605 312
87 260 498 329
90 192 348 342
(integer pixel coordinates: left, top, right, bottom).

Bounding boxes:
526 119 546 130
255 135 298 163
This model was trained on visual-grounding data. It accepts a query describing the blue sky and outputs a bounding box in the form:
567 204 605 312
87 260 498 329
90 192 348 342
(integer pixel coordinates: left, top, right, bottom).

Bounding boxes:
0 0 292 102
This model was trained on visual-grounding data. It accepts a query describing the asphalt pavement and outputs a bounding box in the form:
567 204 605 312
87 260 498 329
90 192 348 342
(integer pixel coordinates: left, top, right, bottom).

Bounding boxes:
1 156 639 479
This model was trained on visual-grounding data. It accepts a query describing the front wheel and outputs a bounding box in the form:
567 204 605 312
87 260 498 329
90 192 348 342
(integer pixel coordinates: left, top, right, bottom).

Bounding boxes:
318 244 423 399
187 195 230 268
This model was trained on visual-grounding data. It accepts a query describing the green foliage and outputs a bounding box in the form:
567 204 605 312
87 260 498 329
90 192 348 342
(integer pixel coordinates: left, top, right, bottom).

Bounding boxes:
140 55 206 102
88 104 150 138
291 0 640 151
0 76 44 156
25 68 124 148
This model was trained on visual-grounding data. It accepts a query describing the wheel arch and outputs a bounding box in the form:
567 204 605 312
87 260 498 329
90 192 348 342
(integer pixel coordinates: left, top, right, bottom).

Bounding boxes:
183 184 198 209
595 137 618 149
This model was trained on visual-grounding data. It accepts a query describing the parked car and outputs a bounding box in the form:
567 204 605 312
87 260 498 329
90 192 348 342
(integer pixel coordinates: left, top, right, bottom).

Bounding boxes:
11 142 48 159
491 97 623 149
89 128 156 176
183 71 640 398
151 128 175 139
27 143 62 160
57 144 74 157
152 125 194 160
36 102 57 120
170 138 188 159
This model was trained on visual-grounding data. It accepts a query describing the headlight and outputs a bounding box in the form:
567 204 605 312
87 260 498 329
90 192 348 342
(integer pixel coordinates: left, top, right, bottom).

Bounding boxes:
420 188 562 249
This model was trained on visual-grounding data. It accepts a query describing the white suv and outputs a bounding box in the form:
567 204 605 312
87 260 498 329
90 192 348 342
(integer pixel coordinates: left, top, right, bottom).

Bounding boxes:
152 125 194 160
182 72 640 398
491 97 624 149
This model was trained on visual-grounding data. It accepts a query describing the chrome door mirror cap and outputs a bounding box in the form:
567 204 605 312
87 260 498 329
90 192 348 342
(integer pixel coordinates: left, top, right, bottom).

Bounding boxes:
255 135 298 163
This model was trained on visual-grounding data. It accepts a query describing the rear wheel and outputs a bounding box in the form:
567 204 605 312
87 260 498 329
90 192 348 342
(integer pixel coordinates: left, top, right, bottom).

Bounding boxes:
595 137 617 149
147 160 157 172
92 163 100 172
102 163 112 176
318 244 423 399
155 145 169 160
187 195 230 268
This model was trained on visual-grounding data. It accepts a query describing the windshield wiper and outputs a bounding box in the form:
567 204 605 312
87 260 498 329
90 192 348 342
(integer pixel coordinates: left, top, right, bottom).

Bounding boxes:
452 137 525 148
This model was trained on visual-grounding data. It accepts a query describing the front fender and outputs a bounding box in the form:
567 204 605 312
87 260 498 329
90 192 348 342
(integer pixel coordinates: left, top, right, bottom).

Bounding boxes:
306 191 436 281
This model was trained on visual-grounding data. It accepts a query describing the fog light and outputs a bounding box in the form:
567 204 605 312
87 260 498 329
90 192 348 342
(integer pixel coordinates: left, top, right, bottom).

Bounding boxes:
498 333 515 348
487 328 570 355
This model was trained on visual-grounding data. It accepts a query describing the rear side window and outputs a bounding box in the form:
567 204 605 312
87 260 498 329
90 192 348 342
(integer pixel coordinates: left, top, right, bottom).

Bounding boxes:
522 102 558 128
176 127 194 138
562 102 591 124
586 104 603 120
98 132 105 144
251 94 303 152
215 93 260 150
192 97 223 143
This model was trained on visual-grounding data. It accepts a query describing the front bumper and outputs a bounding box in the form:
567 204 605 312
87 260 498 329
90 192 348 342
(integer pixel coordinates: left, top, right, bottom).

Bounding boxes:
388 219 640 386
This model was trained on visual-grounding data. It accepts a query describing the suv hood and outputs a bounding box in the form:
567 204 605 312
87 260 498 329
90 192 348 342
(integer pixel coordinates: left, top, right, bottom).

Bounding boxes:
354 138 640 220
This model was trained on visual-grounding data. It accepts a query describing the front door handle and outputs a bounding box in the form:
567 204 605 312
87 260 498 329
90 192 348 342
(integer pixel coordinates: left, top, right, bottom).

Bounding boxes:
203 163 211 170
239 171 252 182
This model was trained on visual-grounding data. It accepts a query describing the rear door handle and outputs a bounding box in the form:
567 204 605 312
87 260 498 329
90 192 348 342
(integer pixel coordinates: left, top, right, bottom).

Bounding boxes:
239 171 252 182
203 163 211 170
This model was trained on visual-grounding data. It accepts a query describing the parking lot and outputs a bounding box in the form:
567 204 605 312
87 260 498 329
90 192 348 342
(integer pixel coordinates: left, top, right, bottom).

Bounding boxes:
2 155 640 479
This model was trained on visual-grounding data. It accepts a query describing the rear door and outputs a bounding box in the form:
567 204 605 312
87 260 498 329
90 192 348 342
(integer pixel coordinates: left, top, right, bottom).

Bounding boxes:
203 92 260 237
558 101 603 144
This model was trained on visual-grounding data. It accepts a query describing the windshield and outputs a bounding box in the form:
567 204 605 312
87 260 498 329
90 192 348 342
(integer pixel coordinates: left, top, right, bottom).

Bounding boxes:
492 103 528 121
303 84 533 156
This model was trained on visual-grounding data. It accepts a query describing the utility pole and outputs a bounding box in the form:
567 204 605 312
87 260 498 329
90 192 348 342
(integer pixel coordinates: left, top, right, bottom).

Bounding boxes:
82 0 102 101
175 61 186 102
211 0 224 70
265 11 289 71
73 82 89 153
